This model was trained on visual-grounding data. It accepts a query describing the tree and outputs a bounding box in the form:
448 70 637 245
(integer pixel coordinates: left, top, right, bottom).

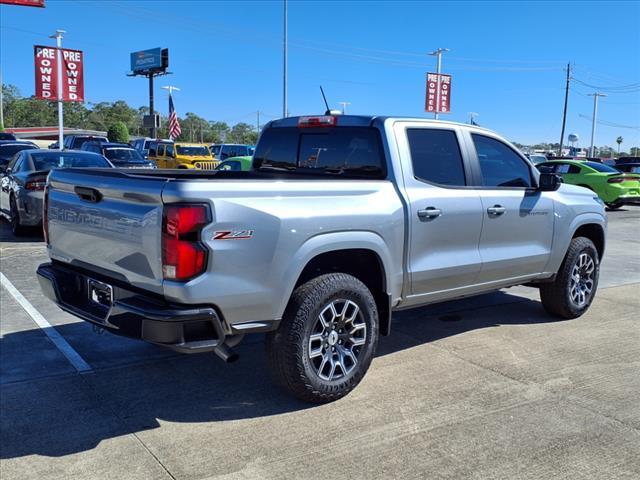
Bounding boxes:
616 136 623 155
228 122 258 144
107 121 129 143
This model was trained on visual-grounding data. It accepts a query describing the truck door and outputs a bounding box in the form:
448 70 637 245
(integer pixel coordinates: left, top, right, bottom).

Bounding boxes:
156 144 167 168
467 133 554 283
395 124 484 300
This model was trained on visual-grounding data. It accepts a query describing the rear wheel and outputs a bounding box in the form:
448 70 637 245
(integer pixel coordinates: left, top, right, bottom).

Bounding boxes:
9 195 28 236
266 273 379 403
540 237 599 319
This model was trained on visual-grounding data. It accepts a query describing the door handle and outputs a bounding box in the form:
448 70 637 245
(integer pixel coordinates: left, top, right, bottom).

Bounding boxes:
487 205 506 216
417 207 442 219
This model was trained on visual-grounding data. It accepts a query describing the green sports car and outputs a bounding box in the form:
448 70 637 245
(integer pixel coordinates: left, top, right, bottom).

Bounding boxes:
537 160 640 209
215 156 252 172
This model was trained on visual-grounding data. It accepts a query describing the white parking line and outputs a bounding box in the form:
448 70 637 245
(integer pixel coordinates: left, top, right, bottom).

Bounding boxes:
0 272 92 373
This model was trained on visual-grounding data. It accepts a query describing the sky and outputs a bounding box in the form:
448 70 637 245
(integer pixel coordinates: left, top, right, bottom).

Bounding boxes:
1 0 639 146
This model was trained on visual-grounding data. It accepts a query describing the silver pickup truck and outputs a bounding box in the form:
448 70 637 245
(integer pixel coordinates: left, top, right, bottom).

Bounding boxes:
37 115 607 402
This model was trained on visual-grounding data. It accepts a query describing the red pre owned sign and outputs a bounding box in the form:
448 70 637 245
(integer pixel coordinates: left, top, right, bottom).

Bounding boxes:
34 45 84 102
34 46 58 100
425 73 452 114
61 48 84 102
0 0 45 6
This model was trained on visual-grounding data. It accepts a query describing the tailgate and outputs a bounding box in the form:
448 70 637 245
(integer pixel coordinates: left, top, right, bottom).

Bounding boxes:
47 168 168 294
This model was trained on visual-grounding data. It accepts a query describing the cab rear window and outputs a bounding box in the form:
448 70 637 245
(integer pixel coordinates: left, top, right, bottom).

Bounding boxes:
253 127 385 178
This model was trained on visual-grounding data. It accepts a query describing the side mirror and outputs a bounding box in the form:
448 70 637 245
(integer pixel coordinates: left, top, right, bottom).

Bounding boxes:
538 172 562 191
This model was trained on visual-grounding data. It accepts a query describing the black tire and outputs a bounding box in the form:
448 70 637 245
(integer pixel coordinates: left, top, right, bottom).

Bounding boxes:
605 201 622 210
540 237 599 319
266 273 379 403
9 195 28 236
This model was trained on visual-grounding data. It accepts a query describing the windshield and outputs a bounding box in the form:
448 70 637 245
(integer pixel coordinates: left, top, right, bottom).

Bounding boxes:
585 161 619 173
176 146 210 156
0 144 36 159
104 148 144 162
31 152 111 170
210 145 221 155
529 155 547 164
253 127 385 178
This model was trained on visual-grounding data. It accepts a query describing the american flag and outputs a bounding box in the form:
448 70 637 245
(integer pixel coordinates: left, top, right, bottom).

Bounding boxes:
168 94 182 140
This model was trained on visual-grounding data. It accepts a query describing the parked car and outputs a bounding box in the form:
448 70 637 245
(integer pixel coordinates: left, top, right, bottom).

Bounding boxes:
537 159 640 209
215 156 253 171
615 156 640 165
0 141 39 167
0 132 17 140
210 143 254 161
49 135 108 150
131 137 154 158
0 150 113 235
81 141 156 168
615 163 640 174
525 153 548 165
38 114 607 402
150 142 217 169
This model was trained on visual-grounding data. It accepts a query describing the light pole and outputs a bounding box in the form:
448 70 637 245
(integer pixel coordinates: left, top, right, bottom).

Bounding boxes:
0 68 4 130
588 92 607 157
339 102 351 114
428 47 449 120
49 29 66 150
282 0 288 118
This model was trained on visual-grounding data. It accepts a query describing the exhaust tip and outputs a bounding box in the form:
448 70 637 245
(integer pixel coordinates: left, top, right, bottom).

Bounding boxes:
214 344 239 363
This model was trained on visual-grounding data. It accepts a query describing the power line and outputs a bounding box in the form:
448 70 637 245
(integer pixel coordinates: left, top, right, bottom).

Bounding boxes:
578 114 640 130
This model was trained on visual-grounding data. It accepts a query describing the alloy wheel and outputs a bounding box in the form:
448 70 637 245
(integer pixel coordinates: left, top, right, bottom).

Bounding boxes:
308 299 367 381
569 252 595 307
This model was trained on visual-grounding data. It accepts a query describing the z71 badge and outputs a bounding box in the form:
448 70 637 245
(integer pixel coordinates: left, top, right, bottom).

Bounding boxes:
213 230 254 240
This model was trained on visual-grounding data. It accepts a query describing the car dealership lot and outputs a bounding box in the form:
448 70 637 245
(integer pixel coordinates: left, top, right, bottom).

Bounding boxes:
1 208 639 480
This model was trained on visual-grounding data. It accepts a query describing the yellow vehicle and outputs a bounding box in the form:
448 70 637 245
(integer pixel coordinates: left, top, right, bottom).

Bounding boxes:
152 142 218 170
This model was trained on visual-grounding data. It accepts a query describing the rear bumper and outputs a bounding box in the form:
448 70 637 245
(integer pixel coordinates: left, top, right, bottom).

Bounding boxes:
36 262 226 353
17 190 43 226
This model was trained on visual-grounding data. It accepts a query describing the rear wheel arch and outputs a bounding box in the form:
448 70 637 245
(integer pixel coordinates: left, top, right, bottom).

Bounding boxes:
293 248 392 336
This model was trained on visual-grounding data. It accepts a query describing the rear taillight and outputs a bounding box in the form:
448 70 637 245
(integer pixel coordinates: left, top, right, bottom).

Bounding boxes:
298 115 337 128
43 187 49 244
607 177 627 183
25 180 46 191
162 204 209 281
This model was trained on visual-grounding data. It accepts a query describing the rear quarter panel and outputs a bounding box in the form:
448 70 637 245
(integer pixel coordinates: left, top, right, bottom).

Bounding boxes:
161 179 405 326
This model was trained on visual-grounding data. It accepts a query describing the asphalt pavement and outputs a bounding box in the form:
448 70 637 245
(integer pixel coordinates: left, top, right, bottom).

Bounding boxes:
1 207 639 480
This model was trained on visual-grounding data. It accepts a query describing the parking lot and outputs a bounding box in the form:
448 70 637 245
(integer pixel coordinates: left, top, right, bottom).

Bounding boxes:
1 207 639 480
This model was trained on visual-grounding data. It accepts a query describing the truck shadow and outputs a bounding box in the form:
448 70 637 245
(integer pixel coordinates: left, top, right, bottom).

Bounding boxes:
1 289 552 459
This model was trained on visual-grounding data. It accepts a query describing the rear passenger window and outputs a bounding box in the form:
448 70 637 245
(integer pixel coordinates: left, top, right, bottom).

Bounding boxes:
407 129 466 186
472 134 532 188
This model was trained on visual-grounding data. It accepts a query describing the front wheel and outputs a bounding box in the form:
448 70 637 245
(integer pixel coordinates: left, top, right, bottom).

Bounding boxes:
540 237 599 319
266 273 379 403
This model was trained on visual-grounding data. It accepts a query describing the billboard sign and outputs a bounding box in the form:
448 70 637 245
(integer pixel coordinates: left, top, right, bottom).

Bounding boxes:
0 0 45 7
425 73 452 114
130 48 168 74
34 45 84 102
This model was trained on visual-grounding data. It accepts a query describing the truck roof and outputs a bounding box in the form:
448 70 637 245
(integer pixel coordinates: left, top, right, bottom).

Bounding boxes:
267 114 495 134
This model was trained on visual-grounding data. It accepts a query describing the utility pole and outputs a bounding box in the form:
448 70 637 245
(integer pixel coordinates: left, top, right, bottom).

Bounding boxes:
256 111 260 132
49 30 65 150
149 75 155 138
428 47 449 120
558 62 571 157
588 92 607 158
282 0 288 118
339 101 351 114
0 67 4 130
